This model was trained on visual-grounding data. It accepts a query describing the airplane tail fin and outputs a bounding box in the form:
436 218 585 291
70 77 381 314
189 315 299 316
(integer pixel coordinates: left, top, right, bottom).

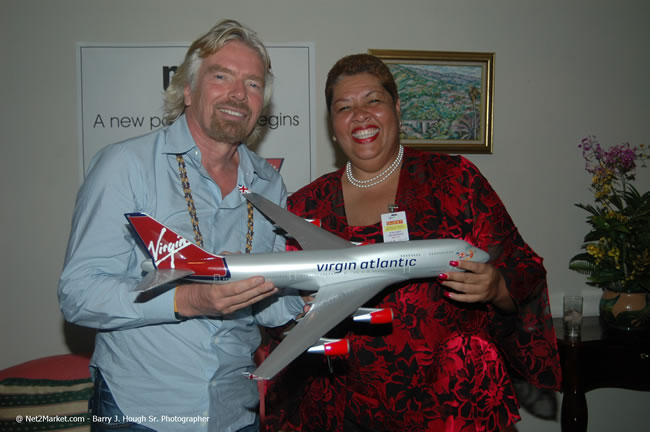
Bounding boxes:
125 212 223 271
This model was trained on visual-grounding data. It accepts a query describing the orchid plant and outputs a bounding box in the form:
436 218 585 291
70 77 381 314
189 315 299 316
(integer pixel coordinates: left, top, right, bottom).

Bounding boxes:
569 136 650 293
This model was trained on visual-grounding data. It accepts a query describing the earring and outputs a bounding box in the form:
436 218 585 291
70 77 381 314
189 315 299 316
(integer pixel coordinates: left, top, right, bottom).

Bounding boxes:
332 136 337 142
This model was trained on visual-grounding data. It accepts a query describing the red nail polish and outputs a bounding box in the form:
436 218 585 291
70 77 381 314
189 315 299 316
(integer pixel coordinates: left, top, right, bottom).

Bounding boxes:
444 291 453 298
449 260 459 267
438 273 448 280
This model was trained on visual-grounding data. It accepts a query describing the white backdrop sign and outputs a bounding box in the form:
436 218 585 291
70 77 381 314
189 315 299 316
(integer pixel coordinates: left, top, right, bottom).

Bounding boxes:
77 43 315 193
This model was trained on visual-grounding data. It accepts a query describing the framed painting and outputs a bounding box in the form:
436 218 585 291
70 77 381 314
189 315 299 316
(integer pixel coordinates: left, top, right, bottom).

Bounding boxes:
368 49 494 154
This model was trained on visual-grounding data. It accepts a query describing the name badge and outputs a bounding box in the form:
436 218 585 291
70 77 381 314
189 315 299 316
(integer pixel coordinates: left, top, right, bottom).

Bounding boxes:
381 211 409 243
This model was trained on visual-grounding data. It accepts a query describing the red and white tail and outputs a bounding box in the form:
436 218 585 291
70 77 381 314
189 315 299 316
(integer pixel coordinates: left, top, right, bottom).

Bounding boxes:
125 213 227 277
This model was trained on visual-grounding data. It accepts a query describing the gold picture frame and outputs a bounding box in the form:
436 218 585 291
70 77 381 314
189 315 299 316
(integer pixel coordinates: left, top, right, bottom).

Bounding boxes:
368 49 494 154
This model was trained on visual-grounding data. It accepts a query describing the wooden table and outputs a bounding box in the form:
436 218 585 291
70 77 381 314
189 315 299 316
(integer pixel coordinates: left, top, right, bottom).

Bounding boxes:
554 316 650 431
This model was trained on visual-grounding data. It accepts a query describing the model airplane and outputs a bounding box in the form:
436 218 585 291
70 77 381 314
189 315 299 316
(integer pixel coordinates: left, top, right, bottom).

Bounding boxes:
125 193 489 380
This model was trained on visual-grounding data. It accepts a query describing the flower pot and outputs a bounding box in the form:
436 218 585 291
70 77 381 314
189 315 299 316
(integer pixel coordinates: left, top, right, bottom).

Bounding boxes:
599 289 650 332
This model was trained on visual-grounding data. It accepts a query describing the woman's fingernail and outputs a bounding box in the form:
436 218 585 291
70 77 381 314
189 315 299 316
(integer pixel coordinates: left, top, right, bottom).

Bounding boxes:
438 273 448 280
443 291 453 298
449 260 459 267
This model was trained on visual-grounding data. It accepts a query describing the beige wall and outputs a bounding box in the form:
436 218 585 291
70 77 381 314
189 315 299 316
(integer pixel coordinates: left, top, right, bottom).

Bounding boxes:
2 0 649 430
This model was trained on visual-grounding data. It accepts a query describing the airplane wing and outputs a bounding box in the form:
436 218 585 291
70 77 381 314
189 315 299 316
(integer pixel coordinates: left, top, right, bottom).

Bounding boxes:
132 268 194 303
249 275 404 380
133 268 194 292
244 193 353 251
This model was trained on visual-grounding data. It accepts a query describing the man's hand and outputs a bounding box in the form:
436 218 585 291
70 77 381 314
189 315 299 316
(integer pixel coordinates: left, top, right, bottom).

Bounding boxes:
175 277 278 317
297 293 315 319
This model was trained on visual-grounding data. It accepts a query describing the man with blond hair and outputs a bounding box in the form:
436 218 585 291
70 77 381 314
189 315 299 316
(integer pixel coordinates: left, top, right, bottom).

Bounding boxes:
59 19 303 432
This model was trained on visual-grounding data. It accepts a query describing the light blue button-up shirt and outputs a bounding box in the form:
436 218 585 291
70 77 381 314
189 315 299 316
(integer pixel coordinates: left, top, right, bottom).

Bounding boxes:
59 115 303 432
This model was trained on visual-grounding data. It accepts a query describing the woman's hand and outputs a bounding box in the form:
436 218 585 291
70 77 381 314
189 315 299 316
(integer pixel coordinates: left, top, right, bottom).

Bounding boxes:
438 260 516 313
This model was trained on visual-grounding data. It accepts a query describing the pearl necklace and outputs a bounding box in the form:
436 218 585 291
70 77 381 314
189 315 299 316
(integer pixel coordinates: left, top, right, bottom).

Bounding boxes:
345 145 404 188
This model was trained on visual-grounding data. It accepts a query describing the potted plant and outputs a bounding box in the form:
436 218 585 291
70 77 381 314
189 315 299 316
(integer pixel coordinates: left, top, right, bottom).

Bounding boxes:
569 136 650 331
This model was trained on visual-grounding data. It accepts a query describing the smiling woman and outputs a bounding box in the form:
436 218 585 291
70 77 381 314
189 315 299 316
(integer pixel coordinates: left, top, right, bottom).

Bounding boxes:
325 57 406 227
330 72 402 178
262 53 560 432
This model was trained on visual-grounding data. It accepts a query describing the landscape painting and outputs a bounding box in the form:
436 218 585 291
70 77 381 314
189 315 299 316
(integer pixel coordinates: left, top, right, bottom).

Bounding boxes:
368 50 494 154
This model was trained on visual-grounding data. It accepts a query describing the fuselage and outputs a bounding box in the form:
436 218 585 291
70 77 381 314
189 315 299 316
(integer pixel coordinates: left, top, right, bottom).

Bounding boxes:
183 238 489 291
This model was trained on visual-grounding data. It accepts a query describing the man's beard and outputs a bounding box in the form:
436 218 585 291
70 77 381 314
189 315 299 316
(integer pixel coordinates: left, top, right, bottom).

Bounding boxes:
207 103 253 144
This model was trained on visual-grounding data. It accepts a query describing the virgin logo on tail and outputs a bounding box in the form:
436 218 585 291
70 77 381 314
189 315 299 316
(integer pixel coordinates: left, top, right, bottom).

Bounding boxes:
126 213 230 278
148 228 191 269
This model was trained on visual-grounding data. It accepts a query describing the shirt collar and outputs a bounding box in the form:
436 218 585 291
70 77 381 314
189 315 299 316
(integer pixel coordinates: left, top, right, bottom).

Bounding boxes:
162 113 276 183
161 114 196 155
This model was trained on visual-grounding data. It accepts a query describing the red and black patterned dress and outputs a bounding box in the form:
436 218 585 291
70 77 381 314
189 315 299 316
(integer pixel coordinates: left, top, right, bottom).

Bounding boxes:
262 148 561 432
